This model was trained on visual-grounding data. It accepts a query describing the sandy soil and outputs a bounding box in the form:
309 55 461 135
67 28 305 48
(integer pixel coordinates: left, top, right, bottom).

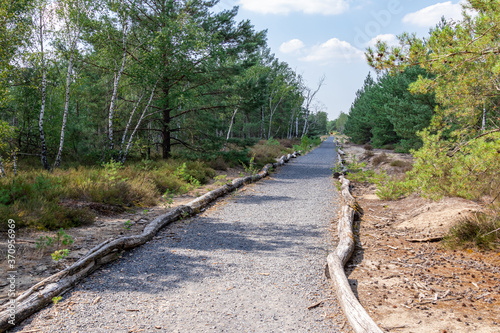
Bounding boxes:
339 143 500 333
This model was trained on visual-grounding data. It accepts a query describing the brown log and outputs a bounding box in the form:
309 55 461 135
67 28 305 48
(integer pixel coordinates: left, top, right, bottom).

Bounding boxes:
406 236 443 243
0 153 299 332
328 175 383 333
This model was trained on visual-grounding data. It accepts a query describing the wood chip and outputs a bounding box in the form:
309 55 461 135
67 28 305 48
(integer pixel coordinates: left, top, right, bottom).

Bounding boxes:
307 301 323 310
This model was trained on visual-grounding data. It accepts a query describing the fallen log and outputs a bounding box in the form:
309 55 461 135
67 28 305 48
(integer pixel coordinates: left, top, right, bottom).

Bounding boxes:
328 172 383 332
0 153 297 332
406 236 443 243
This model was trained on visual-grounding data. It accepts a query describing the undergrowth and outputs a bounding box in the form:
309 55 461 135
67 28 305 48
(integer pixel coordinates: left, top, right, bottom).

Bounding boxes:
0 159 215 231
337 154 410 201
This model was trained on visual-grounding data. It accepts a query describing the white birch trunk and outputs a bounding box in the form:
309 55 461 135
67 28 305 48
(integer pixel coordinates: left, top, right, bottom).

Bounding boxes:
53 33 78 169
13 150 17 176
108 19 128 150
223 106 239 151
482 104 486 131
38 8 50 171
121 83 157 163
0 156 5 177
119 93 144 161
268 94 283 139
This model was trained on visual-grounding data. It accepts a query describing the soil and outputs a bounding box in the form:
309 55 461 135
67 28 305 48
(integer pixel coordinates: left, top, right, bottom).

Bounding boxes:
339 143 500 333
0 167 248 306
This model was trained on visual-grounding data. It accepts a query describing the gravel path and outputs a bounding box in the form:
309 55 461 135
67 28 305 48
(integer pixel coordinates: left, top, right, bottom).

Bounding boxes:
14 138 342 332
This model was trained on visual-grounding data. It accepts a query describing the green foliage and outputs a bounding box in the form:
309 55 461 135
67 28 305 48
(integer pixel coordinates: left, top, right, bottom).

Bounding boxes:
51 249 69 261
337 154 410 200
344 68 435 152
403 130 500 201
374 175 409 201
162 190 174 209
55 228 73 246
213 174 231 186
36 235 54 249
52 296 63 305
123 220 132 230
36 228 73 251
330 112 348 133
266 137 280 146
242 155 258 176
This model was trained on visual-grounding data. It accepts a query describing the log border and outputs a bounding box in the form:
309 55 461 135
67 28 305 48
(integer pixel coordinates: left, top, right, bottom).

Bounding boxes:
328 140 383 333
0 152 300 332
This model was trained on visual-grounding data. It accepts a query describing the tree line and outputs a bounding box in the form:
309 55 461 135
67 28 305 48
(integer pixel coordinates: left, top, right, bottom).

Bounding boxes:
0 0 327 174
339 0 499 201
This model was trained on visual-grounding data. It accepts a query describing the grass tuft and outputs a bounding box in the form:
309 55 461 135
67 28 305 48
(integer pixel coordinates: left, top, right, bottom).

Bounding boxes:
444 211 500 250
372 153 390 166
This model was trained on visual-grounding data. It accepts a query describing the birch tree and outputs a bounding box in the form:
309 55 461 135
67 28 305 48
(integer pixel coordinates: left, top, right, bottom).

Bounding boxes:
53 0 86 168
301 75 325 137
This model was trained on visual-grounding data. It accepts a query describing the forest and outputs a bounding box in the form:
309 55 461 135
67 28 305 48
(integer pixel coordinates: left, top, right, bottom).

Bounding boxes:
0 0 329 230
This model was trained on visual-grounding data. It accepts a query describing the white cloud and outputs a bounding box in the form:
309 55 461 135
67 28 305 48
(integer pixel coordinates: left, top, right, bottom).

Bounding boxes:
367 34 399 48
300 38 364 63
238 0 349 15
280 39 306 54
402 1 464 27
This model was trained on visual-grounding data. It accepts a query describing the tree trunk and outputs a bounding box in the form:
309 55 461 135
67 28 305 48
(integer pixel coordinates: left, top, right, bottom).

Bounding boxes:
224 106 239 151
119 94 144 161
13 149 17 176
268 95 283 139
38 10 50 171
482 104 486 131
327 171 383 333
122 84 156 163
108 24 127 150
301 111 309 137
0 156 5 177
260 106 265 139
53 38 78 169
295 116 299 138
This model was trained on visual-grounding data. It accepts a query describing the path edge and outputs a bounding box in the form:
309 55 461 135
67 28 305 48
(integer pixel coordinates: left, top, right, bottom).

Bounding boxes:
327 139 384 333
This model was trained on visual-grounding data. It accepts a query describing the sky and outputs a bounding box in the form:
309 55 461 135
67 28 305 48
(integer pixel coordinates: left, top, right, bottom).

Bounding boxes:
213 0 469 120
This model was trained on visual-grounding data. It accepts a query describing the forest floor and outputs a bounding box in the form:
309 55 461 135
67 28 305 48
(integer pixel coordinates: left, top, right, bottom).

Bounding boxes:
0 167 251 306
340 143 500 333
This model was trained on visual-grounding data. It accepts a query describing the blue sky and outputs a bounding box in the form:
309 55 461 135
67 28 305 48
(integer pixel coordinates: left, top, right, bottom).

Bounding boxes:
214 0 468 120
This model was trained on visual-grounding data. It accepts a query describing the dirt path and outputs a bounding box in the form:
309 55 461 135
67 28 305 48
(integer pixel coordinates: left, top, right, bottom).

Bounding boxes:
12 138 345 332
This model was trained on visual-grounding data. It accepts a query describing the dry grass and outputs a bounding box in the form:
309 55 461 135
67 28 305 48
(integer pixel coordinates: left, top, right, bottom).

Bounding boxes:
444 210 500 250
363 144 373 151
372 152 390 166
249 139 293 167
0 160 215 231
